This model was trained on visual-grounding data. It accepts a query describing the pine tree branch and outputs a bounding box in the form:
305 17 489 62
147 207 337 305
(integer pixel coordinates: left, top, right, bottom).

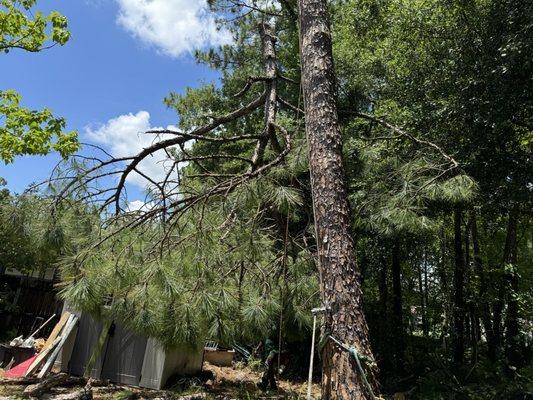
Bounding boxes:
343 110 460 169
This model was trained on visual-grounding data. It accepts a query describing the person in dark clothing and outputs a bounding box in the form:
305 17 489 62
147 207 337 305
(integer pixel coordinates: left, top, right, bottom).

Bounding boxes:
260 338 279 390
256 338 289 391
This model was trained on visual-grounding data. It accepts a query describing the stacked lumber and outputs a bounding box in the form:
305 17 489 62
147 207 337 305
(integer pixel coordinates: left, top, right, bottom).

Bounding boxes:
3 312 79 380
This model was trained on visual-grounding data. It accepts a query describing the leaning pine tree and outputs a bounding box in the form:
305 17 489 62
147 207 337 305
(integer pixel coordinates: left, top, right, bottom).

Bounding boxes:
297 0 379 398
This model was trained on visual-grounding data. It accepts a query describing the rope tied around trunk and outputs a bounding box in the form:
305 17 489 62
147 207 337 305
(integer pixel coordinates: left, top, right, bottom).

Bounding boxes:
323 334 378 400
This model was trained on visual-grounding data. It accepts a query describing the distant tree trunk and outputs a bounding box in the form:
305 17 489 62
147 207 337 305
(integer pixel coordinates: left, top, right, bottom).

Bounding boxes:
470 209 495 360
418 249 429 337
438 226 450 352
297 0 379 398
379 256 388 316
238 260 245 324
424 251 430 334
453 207 465 363
464 219 477 360
378 250 391 371
493 205 519 360
504 205 520 365
392 238 405 370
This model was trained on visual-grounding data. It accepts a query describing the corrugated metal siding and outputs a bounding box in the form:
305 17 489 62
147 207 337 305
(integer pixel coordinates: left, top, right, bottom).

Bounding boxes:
100 323 147 386
67 313 105 378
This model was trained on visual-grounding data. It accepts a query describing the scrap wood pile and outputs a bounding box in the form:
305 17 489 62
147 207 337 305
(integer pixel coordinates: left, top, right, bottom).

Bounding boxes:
2 312 78 380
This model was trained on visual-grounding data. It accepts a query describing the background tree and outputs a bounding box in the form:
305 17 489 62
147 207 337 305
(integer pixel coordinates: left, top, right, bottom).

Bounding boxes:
0 0 78 163
332 0 532 393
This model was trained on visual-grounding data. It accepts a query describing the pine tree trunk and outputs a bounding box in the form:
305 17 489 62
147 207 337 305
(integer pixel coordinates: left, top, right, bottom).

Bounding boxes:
503 205 520 365
379 258 388 317
438 226 450 352
250 22 279 169
378 252 391 372
453 207 465 363
464 219 477 360
493 205 519 359
424 251 430 335
392 238 405 370
297 0 379 397
418 249 429 337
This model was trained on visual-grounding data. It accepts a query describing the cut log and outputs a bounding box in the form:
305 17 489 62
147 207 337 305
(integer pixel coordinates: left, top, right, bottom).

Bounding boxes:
23 373 70 397
42 393 78 400
85 378 110 387
91 386 124 395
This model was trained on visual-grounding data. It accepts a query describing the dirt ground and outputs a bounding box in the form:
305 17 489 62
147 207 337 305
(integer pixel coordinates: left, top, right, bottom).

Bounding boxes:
0 363 321 400
202 362 321 399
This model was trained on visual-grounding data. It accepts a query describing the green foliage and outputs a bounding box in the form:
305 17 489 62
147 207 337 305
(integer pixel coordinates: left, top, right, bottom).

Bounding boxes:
0 0 70 52
334 0 532 208
165 85 224 131
0 189 98 273
0 90 79 163
59 199 318 349
0 0 78 163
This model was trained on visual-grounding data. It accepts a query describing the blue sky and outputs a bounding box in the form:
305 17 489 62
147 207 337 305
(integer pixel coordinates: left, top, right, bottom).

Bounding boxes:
0 0 226 201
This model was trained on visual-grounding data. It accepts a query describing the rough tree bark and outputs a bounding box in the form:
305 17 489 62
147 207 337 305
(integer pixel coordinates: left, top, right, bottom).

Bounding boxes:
453 207 465 364
464 219 476 355
297 0 379 398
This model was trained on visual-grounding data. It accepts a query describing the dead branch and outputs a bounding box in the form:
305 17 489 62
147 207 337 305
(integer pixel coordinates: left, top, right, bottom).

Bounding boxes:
0 377 39 386
342 110 459 168
228 0 282 17
234 76 272 98
277 96 304 115
249 21 279 171
111 93 267 214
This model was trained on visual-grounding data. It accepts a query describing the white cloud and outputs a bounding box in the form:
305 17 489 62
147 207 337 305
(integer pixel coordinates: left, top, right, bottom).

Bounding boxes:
115 0 232 58
85 111 177 189
127 199 154 212
127 199 146 211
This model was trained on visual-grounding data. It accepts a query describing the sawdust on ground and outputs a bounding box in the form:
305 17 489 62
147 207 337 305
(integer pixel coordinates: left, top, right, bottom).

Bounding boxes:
203 362 321 399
